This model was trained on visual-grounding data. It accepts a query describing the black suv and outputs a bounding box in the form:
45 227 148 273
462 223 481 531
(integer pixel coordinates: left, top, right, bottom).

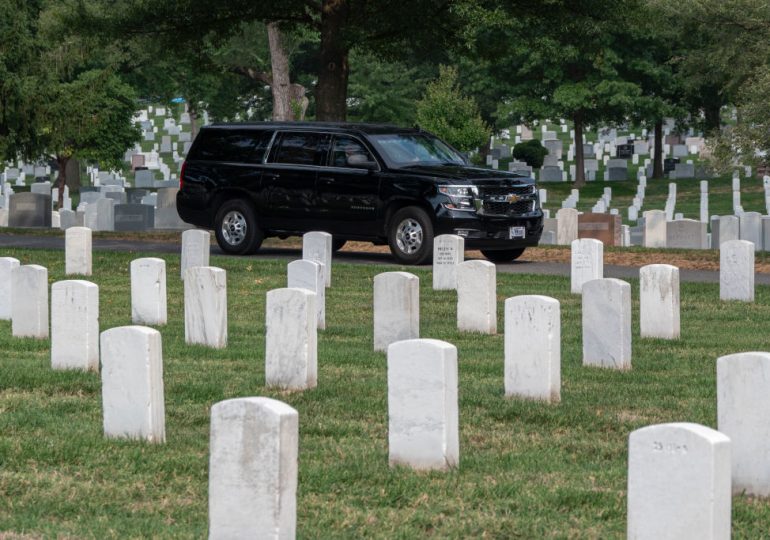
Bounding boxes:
177 122 543 264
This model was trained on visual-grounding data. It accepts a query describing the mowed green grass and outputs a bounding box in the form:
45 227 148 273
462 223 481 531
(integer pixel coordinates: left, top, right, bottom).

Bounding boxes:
1 247 770 538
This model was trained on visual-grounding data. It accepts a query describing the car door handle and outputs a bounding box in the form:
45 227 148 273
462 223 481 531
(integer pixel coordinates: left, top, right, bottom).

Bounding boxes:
264 172 280 180
318 176 336 184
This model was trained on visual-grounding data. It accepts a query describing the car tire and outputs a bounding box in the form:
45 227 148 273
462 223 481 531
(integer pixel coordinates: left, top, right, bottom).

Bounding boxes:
388 206 434 265
214 199 263 255
481 248 525 263
332 237 347 252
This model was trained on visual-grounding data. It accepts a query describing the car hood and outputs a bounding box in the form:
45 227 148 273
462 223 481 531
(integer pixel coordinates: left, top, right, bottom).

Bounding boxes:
391 164 533 184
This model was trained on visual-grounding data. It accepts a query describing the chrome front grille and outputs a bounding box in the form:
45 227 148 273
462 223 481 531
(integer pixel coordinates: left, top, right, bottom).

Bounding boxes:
477 185 536 216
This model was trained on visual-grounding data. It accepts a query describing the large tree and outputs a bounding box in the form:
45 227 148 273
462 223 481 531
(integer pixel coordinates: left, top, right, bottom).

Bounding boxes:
479 0 642 187
68 0 468 121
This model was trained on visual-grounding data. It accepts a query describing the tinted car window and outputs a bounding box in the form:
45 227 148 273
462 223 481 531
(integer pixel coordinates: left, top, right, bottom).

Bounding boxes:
273 132 323 165
330 136 374 167
188 129 272 163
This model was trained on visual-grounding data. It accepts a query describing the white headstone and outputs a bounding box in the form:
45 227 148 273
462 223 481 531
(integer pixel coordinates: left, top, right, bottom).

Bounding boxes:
265 288 317 390
209 397 297 539
432 234 464 290
643 210 666 248
556 208 578 245
718 215 739 246
739 211 762 252
387 339 459 470
287 259 325 330
373 272 419 352
720 240 754 302
302 231 332 287
582 278 631 370
504 295 560 402
717 352 770 497
457 260 496 334
51 280 99 371
0 257 20 320
180 229 210 280
131 258 167 325
11 264 48 338
640 264 680 339
627 423 731 540
570 239 603 294
100 326 165 443
184 266 227 348
65 226 92 275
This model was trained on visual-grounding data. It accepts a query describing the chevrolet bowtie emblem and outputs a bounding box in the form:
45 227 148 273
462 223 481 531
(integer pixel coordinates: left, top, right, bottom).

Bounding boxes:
506 194 520 203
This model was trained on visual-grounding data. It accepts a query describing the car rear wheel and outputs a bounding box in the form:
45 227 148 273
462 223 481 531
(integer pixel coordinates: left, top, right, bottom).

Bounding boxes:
387 206 433 265
214 199 263 255
481 248 525 263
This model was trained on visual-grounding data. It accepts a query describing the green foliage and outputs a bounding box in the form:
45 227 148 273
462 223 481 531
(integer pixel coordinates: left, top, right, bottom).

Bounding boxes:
415 65 490 151
512 139 548 169
347 50 429 126
39 69 140 169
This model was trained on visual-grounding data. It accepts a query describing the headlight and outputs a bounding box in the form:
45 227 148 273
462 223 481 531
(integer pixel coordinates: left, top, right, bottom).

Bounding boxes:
438 185 478 211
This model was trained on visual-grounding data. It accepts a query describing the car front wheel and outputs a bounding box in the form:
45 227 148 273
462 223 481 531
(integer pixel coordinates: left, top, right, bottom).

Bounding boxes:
387 206 434 265
214 199 263 255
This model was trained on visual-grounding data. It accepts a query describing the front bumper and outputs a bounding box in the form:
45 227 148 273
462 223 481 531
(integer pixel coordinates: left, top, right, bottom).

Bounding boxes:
434 207 544 249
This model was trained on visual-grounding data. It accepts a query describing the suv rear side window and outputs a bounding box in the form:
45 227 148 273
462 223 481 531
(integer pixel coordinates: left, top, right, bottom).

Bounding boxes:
189 129 272 163
272 132 324 166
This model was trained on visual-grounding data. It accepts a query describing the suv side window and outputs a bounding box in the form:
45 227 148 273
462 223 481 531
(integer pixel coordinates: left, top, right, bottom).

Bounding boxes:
272 132 324 166
330 135 374 168
188 129 272 163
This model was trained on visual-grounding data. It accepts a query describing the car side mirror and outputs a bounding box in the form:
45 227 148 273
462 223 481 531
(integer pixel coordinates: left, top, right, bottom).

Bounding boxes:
347 154 378 170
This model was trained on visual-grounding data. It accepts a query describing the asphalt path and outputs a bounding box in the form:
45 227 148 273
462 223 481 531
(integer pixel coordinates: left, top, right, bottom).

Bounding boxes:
2 232 769 285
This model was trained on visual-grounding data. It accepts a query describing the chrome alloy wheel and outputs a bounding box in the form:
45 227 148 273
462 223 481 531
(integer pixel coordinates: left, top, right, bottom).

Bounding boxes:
395 217 423 254
221 210 248 246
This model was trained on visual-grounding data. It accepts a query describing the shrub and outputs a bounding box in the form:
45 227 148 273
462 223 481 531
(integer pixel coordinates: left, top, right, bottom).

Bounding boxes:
512 139 549 169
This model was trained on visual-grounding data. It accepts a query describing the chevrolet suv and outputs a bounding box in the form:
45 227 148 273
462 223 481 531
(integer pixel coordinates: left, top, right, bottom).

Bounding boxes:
176 122 543 264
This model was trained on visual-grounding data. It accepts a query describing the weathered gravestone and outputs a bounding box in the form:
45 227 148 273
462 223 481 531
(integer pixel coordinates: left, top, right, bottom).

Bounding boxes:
104 191 127 205
643 209 666 248
556 207 578 245
720 239 754 302
303 231 332 287
606 167 627 181
373 272 419 352
666 219 707 249
8 192 52 228
59 209 78 230
11 264 48 338
582 278 631 370
504 295 560 402
184 266 227 348
208 397 298 540
616 144 633 158
571 238 603 294
65 226 92 276
125 188 149 205
51 280 99 371
180 229 210 280
30 181 51 195
85 198 114 231
578 213 621 246
640 264 680 339
627 423 731 540
388 339 459 470
100 326 165 443
287 259 325 330
540 166 563 182
432 234 464 290
673 163 695 179
739 211 762 251
265 288 317 390
0 257 19 320
717 352 770 497
114 204 154 232
457 260 496 334
718 215 739 246
131 258 167 326
134 169 155 188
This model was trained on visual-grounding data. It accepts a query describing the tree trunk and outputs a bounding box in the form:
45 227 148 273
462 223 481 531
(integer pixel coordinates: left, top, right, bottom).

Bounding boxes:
653 120 663 179
56 155 69 209
572 115 585 188
267 22 295 121
704 101 721 134
316 0 349 121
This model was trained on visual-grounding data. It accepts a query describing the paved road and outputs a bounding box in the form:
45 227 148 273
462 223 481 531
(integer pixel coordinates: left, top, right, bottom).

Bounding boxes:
2 232 768 285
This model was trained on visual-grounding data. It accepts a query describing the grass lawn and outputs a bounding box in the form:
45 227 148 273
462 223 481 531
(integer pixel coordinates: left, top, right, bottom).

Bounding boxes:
1 246 770 538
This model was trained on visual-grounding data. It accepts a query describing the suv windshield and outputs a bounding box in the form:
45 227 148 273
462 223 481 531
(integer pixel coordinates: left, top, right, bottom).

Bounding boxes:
368 133 466 167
